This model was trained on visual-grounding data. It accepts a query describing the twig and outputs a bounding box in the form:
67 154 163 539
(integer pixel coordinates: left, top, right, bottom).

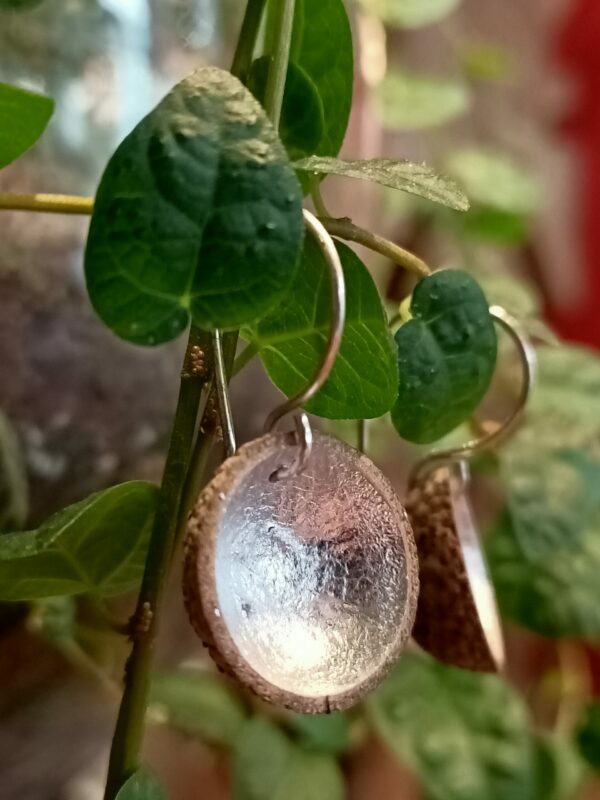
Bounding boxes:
320 216 431 278
0 192 94 214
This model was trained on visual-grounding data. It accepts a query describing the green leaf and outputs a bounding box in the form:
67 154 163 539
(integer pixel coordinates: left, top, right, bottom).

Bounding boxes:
487 450 600 638
233 717 343 800
244 239 398 420
391 270 497 443
460 44 511 82
295 0 353 157
29 596 76 646
0 82 53 168
248 57 324 161
445 149 540 214
85 67 304 345
474 273 541 321
576 702 600 772
288 712 350 755
368 651 538 800
294 156 470 211
0 481 159 600
0 412 28 531
149 669 247 747
116 769 167 800
375 71 470 130
533 733 586 800
358 0 460 28
461 208 529 245
500 346 600 460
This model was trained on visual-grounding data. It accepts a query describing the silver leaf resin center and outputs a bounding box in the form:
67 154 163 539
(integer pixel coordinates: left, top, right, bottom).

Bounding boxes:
213 432 416 698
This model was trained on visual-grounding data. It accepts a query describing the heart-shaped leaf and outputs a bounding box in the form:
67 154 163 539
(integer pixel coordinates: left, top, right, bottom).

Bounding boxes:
0 481 159 600
149 669 247 747
487 449 600 638
294 0 353 157
233 717 344 800
85 67 304 345
0 82 53 168
359 0 461 28
391 269 497 443
244 239 398 420
248 57 324 161
116 769 167 800
294 156 469 211
368 651 539 800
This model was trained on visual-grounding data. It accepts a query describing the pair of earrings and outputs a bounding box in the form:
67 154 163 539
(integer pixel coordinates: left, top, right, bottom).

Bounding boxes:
182 210 535 713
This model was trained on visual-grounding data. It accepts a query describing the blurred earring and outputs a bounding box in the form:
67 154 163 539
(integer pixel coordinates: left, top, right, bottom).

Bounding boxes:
406 306 536 673
183 210 419 713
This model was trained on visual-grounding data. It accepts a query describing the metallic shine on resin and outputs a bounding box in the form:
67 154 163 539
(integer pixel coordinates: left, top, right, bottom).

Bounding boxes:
184 431 419 712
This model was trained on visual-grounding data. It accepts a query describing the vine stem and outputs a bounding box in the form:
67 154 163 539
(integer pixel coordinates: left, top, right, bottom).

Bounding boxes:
0 192 94 214
263 0 296 126
320 216 431 277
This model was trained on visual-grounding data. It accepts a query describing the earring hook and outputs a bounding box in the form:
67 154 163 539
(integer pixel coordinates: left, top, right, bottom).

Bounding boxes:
264 208 346 432
262 209 346 478
412 304 537 479
212 329 236 457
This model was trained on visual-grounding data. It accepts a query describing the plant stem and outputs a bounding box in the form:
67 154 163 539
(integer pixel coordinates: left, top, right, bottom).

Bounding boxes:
230 0 266 82
104 326 212 799
263 0 296 126
320 216 431 278
232 341 258 376
0 192 94 214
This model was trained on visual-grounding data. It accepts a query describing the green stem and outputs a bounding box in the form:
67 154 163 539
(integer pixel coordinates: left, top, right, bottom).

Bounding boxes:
263 0 296 125
232 342 258 376
104 326 211 799
230 0 267 82
319 216 431 278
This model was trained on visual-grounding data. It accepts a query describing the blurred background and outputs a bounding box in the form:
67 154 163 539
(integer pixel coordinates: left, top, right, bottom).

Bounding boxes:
1 0 600 798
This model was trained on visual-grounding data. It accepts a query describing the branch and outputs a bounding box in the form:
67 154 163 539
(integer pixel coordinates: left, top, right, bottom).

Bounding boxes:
0 192 93 214
319 216 431 278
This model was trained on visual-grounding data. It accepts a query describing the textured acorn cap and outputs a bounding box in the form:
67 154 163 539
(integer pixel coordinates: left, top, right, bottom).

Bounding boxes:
406 464 504 673
183 430 419 713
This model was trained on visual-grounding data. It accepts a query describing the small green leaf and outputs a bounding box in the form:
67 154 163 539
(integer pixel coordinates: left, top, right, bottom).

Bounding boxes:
85 67 304 345
461 208 529 244
233 717 344 800
460 43 511 82
294 156 469 211
248 57 324 161
29 596 76 646
375 71 470 130
244 239 398 420
445 149 540 214
116 769 167 800
149 669 247 747
576 702 600 772
0 412 28 531
368 651 538 800
233 717 293 800
487 450 600 638
0 82 53 168
295 0 353 157
359 0 460 28
391 270 497 443
0 481 159 600
288 712 350 755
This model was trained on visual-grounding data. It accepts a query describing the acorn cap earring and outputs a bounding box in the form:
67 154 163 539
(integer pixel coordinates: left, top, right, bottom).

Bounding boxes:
406 306 536 673
183 210 419 713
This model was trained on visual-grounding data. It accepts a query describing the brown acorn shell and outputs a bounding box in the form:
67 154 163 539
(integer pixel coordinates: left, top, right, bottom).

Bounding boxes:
406 464 504 673
182 431 420 713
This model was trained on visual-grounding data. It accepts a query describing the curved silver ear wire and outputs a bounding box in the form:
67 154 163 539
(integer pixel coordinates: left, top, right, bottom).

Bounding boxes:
212 329 236 458
263 209 346 478
412 304 537 480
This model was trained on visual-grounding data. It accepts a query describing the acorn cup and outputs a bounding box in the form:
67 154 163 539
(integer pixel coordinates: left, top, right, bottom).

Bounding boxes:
406 462 503 672
405 305 537 674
